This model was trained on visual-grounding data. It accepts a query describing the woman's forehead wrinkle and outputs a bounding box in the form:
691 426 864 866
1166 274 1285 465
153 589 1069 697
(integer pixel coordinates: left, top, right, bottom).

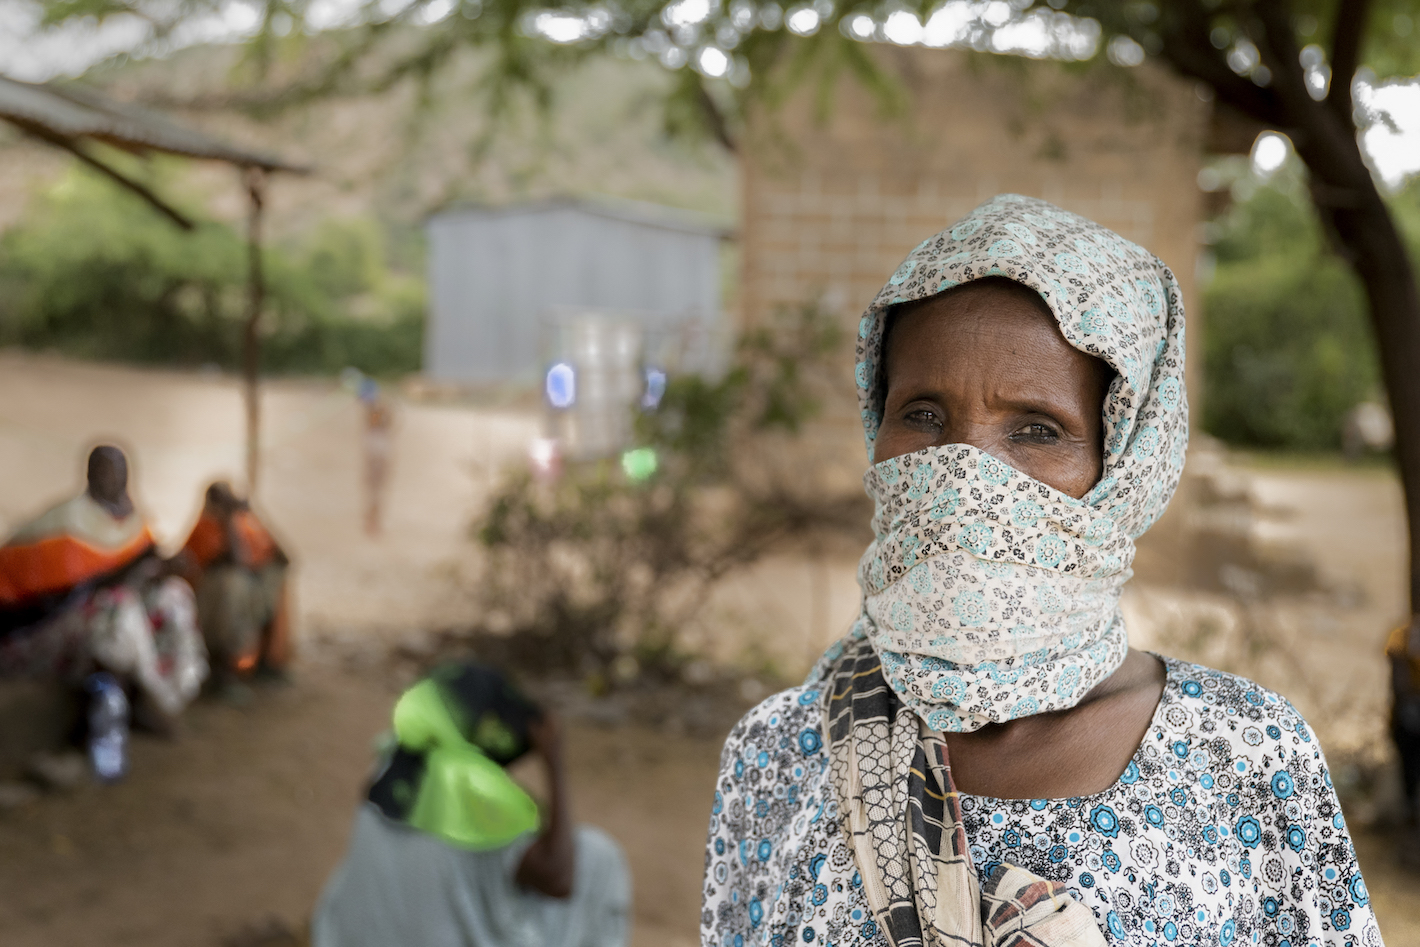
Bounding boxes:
857 193 1189 541
892 297 1083 403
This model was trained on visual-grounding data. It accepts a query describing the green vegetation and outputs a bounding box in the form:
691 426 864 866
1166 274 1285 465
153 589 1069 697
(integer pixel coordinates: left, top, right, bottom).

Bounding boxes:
1203 178 1420 452
473 302 860 679
0 166 424 376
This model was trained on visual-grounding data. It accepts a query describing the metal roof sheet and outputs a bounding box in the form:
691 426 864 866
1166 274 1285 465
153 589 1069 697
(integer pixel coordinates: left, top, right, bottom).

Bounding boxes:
431 195 734 239
0 74 304 172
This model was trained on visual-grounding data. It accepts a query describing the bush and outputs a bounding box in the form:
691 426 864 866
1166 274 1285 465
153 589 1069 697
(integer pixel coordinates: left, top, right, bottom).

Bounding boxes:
1202 180 1420 451
0 167 424 376
472 302 864 679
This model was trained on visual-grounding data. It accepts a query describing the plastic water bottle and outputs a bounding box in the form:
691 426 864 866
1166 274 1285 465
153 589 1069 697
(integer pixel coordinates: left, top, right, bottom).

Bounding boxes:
84 672 129 783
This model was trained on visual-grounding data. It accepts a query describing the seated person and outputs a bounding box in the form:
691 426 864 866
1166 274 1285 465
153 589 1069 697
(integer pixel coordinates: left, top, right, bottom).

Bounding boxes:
180 482 291 683
0 445 208 725
313 662 630 947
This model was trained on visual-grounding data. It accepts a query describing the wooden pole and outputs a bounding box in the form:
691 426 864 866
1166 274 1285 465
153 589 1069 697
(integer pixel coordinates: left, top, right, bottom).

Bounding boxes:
243 166 267 496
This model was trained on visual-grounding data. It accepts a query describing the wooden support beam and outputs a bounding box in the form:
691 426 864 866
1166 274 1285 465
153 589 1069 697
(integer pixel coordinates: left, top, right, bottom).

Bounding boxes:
12 121 195 230
242 166 268 495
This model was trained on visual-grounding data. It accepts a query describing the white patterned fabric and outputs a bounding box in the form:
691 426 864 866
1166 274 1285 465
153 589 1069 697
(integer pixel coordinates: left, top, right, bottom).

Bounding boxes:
859 445 1131 732
701 662 1382 947
86 578 208 716
851 193 1187 732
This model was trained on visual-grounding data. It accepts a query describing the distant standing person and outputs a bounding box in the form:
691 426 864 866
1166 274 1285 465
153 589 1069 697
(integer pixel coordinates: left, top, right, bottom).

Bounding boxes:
360 378 393 537
180 482 291 689
0 446 208 729
313 662 631 947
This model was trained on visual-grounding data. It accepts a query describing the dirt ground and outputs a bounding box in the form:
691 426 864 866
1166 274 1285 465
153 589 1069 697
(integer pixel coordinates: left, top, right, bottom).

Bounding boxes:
2 354 1419 944
0 654 721 947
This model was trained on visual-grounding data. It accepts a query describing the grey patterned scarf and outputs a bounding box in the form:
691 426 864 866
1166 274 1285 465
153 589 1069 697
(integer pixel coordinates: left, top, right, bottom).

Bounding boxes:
826 635 1105 947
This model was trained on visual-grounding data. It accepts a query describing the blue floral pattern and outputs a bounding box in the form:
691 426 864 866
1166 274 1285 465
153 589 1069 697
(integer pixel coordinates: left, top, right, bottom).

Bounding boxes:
702 658 1381 947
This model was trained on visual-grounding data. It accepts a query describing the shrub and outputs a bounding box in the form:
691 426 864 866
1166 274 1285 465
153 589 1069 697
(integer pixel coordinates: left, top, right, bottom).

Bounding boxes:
472 301 865 679
0 167 424 376
1202 181 1420 451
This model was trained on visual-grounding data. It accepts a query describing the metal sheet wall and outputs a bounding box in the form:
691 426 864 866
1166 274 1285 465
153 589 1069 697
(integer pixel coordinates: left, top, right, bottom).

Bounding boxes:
425 203 722 383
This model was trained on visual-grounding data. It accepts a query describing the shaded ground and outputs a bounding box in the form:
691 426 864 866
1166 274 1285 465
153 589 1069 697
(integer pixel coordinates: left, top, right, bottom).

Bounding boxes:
0 654 722 947
1123 459 1408 763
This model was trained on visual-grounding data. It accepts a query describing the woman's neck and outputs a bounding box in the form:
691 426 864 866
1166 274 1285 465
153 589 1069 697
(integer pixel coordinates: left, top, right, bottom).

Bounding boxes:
941 648 1166 800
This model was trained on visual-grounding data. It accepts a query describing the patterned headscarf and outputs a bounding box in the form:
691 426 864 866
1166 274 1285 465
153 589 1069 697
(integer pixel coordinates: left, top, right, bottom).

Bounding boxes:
852 193 1188 731
822 194 1188 947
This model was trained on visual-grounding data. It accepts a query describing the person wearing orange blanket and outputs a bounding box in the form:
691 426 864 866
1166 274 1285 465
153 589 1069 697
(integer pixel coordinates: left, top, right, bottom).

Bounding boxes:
181 482 291 687
0 446 208 725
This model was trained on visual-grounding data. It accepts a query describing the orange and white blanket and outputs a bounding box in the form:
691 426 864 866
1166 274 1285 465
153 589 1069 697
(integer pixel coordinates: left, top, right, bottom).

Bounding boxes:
0 494 155 619
0 494 207 713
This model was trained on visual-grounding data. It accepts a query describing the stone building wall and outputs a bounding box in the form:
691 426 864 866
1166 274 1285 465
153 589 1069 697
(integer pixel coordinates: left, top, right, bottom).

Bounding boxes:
739 45 1210 429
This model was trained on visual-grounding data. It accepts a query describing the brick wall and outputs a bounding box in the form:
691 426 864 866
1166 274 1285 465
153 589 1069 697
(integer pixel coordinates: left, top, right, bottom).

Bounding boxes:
740 45 1210 416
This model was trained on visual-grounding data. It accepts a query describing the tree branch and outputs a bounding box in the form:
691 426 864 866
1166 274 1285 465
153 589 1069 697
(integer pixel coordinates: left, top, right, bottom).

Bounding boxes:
1155 0 1287 127
695 77 738 153
8 120 195 230
1326 0 1372 123
1250 1 1317 120
1248 1 1375 214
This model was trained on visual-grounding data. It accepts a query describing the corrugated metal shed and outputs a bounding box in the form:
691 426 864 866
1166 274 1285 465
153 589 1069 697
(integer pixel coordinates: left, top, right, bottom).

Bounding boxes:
0 75 299 171
425 197 729 384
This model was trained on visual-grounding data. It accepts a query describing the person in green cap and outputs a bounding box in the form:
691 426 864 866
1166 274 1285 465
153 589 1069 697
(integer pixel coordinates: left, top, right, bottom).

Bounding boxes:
312 663 630 947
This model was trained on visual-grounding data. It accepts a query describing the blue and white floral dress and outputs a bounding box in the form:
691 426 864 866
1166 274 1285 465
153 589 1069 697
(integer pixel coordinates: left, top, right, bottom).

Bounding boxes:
701 657 1382 947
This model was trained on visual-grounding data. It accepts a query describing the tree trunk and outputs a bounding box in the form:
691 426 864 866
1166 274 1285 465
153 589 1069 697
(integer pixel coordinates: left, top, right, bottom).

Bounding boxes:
1311 160 1420 613
1153 0 1420 621
1251 0 1420 620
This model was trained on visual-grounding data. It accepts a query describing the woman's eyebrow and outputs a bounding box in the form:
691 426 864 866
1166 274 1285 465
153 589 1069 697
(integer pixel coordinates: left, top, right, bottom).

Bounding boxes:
985 390 1085 421
889 380 1081 409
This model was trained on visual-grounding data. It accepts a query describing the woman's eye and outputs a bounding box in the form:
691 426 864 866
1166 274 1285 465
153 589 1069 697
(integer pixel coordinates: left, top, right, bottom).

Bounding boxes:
1015 422 1060 442
904 408 941 429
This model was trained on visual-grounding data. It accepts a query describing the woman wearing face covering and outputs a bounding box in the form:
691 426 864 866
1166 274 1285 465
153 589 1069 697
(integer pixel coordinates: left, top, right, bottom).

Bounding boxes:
700 196 1380 947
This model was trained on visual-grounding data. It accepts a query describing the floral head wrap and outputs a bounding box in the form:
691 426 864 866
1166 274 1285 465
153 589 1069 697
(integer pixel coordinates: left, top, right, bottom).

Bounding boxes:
846 193 1188 732
820 195 1186 947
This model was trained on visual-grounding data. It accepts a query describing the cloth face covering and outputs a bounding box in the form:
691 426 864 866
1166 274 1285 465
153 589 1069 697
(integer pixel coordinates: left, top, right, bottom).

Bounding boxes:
852 193 1189 732
822 194 1188 947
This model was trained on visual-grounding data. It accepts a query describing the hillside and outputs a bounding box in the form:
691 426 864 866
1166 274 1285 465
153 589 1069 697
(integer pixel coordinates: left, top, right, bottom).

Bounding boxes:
0 40 737 241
